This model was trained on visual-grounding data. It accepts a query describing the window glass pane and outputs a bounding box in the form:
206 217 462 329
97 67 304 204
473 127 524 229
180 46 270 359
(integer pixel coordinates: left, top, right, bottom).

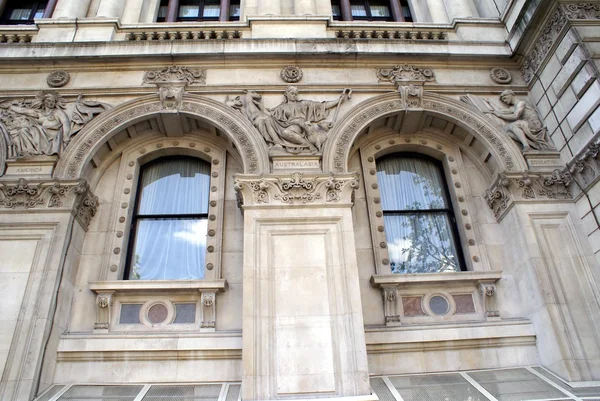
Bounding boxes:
138 158 210 215
179 5 200 18
158 5 168 18
369 4 390 17
230 3 241 17
402 5 412 19
332 4 341 16
203 4 221 18
10 9 33 20
385 213 460 274
377 156 448 211
351 4 367 16
130 218 207 280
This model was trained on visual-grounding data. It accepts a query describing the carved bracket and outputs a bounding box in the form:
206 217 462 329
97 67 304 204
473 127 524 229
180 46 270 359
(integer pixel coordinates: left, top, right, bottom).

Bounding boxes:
0 178 99 230
484 170 573 221
382 286 401 325
234 172 359 207
94 291 114 331
566 139 600 194
479 283 500 320
200 290 218 329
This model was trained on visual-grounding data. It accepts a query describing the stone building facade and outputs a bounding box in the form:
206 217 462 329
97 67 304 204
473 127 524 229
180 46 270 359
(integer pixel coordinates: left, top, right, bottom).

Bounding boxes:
1 0 600 400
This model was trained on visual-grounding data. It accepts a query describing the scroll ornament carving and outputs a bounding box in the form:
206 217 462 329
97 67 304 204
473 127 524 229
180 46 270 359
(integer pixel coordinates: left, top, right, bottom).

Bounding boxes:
460 91 555 153
376 64 436 86
0 91 111 176
521 3 600 83
143 66 207 111
234 173 359 206
0 178 99 229
225 86 352 155
484 170 572 220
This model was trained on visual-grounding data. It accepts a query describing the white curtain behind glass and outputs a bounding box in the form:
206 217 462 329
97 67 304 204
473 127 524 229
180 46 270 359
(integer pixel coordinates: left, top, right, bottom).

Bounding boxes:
130 158 210 280
377 156 460 274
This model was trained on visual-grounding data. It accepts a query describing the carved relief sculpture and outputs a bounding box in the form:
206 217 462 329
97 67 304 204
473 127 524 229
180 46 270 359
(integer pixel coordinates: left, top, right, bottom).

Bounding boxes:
0 91 110 175
46 70 70 88
143 66 207 111
280 65 303 83
376 64 436 85
460 90 555 153
490 68 512 84
226 86 352 155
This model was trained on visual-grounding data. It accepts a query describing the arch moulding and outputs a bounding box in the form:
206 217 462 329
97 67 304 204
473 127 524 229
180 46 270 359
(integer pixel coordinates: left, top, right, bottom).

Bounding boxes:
54 94 269 179
323 92 527 174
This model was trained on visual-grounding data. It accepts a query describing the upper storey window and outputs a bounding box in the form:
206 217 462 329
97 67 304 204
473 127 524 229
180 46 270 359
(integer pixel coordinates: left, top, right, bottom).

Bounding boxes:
376 154 463 274
125 157 210 280
1 1 46 25
331 0 412 22
157 0 240 22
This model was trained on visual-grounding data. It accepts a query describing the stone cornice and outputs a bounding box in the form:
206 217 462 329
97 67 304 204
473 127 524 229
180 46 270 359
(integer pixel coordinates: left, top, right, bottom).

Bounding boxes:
234 172 359 207
0 178 98 229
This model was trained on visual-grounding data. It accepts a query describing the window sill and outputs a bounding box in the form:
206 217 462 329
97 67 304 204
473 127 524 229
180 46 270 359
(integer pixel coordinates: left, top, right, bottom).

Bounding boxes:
89 279 228 293
371 270 502 287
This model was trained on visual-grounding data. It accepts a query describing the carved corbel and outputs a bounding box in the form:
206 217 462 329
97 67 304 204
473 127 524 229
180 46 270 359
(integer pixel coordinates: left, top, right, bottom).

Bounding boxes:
94 291 114 331
200 290 218 329
382 285 401 325
479 283 500 320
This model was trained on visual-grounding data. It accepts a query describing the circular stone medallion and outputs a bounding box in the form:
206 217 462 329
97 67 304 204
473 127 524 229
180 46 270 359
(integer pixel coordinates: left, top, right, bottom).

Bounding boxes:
490 68 512 84
147 303 169 324
47 70 70 88
429 295 450 315
280 65 303 83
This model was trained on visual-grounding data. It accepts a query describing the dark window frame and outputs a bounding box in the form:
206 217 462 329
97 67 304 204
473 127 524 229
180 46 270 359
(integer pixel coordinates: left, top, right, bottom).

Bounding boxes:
157 0 240 22
350 0 393 21
124 156 210 281
1 1 46 25
376 152 466 273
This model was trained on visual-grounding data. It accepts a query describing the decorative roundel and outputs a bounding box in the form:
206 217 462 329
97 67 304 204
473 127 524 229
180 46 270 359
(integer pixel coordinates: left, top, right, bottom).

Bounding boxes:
429 295 449 315
47 70 70 88
280 65 303 83
490 68 512 84
147 303 169 324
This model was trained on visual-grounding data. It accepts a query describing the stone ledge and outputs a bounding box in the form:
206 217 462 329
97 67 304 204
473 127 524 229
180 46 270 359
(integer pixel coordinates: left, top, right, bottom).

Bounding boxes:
89 279 228 292
371 270 502 286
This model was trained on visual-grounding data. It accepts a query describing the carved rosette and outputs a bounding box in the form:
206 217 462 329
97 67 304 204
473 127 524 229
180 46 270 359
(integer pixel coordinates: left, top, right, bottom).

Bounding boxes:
484 170 573 221
0 178 99 230
234 172 359 207
143 66 207 111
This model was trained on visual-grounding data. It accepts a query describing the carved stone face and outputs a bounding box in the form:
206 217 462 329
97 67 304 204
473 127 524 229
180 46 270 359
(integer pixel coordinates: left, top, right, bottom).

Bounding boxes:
285 87 299 102
500 93 513 105
44 96 56 109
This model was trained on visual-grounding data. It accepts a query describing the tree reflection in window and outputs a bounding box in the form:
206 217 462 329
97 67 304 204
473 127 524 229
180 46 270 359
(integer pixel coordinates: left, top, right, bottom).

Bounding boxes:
376 154 464 274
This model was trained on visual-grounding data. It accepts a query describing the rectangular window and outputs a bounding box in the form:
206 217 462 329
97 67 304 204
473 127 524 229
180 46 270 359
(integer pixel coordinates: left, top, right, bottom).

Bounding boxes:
1 1 46 25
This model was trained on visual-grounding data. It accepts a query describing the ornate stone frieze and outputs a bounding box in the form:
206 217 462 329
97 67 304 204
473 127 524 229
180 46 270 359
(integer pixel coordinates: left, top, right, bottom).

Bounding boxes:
376 64 436 86
490 68 512 84
0 91 110 176
280 65 303 83
234 172 359 207
47 70 70 88
0 178 99 229
484 170 572 220
226 86 352 156
521 3 600 83
143 66 207 111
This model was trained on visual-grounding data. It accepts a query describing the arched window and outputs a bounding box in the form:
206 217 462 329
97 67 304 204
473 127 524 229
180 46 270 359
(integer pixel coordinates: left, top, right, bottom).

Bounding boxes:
376 153 464 274
125 157 211 280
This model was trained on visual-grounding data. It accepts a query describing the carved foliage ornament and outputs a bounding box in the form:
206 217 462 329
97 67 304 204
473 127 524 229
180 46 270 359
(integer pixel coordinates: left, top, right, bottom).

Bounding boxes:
376 64 436 86
47 70 70 88
280 65 303 83
234 173 359 207
521 3 600 83
484 170 572 220
0 178 99 230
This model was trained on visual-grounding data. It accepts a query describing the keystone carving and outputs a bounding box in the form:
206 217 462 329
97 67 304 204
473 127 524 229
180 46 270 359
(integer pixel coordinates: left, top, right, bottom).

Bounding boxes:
225 86 352 155
143 66 207 111
0 178 99 230
234 173 359 207
460 91 555 153
484 170 572 220
376 64 436 86
0 91 110 176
